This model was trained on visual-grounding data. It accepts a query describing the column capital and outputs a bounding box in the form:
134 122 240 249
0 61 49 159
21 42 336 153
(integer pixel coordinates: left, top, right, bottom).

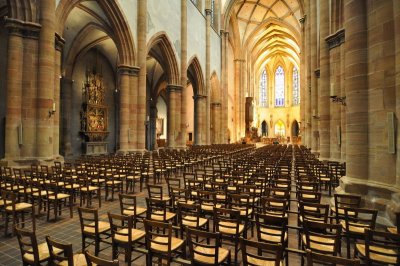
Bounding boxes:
193 94 207 100
211 102 221 107
167 84 183 92
118 65 140 76
299 15 307 24
205 8 212 15
314 68 320 78
55 32 65 51
325 28 345 50
4 17 41 38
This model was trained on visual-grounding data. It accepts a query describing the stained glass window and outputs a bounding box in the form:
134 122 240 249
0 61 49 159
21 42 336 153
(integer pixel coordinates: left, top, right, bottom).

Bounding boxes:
292 67 299 105
259 69 267 107
275 66 285 107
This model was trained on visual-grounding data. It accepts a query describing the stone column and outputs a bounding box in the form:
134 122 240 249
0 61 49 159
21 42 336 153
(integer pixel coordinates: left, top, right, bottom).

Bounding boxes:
211 102 221 143
343 0 368 182
299 16 307 145
129 67 140 150
61 78 73 156
37 0 56 158
4 22 24 159
205 3 211 145
233 59 242 142
21 23 41 158
194 95 206 145
180 0 188 148
310 0 319 152
118 65 132 152
53 34 64 157
167 85 182 147
319 0 330 159
221 30 229 143
137 0 147 150
395 0 400 185
305 0 312 148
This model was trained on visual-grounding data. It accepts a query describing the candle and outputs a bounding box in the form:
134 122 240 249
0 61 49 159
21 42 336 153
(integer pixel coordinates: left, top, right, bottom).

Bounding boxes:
53 102 56 112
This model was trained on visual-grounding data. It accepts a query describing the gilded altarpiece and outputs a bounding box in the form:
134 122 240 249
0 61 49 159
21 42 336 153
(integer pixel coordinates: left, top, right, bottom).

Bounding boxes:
80 72 109 154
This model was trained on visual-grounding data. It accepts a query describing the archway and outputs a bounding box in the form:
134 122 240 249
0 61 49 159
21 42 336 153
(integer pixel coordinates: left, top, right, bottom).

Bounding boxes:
261 121 268 137
274 120 285 139
292 120 300 137
146 33 180 150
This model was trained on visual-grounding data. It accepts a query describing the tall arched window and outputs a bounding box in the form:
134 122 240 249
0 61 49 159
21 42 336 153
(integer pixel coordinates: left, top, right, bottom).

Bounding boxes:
259 69 267 107
211 0 215 27
275 66 285 107
292 67 299 105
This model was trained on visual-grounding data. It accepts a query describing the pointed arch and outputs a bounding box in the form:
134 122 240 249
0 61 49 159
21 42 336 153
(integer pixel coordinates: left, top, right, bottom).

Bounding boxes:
187 56 205 96
56 0 135 66
147 32 180 85
210 71 220 103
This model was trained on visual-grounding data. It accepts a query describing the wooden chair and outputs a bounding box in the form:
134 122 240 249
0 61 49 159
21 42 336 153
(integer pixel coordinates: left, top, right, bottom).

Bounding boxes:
85 251 119 266
306 249 360 266
187 227 231 265
16 227 60 266
78 207 111 256
331 194 361 224
78 174 101 208
355 229 400 265
2 190 36 236
118 193 147 225
145 197 176 223
213 207 244 265
108 212 146 266
387 211 400 234
105 169 124 201
229 193 254 238
177 202 209 238
144 219 185 266
341 207 378 258
46 235 86 266
43 177 73 221
240 238 283 266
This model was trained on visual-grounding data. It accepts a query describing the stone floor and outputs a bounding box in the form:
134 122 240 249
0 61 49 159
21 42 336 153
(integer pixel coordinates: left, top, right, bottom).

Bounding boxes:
0 173 343 266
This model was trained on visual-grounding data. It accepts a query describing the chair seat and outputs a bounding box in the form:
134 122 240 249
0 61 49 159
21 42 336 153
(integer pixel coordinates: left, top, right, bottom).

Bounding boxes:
151 211 176 221
91 179 105 183
151 236 184 252
182 217 208 228
122 207 147 216
48 193 70 200
201 204 221 211
300 216 325 223
65 184 81 189
355 243 398 264
247 256 283 266
340 220 369 234
59 253 87 266
106 180 122 185
84 221 111 234
301 234 334 252
6 202 32 212
81 186 99 192
260 228 287 243
114 228 146 243
23 242 62 263
218 221 244 235
193 246 229 264
387 227 397 234
32 191 51 197
19 188 39 194
126 175 140 180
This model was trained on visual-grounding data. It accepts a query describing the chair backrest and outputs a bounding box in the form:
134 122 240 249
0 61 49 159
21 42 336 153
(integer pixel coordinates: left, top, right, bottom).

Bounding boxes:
145 197 168 221
2 190 17 212
229 193 252 217
260 196 287 216
255 212 287 244
334 194 361 216
299 202 329 224
78 207 99 236
343 207 378 233
46 236 74 265
187 227 222 265
108 212 135 243
15 227 41 264
363 229 400 265
147 184 164 200
303 220 342 256
144 219 173 255
177 202 201 228
297 190 322 204
214 207 241 234
306 249 360 266
119 193 138 216
240 238 283 266
85 251 119 266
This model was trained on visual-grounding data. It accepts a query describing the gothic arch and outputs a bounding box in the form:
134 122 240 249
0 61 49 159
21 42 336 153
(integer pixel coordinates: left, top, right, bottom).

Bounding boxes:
210 71 220 103
147 32 180 85
56 0 135 66
187 56 205 96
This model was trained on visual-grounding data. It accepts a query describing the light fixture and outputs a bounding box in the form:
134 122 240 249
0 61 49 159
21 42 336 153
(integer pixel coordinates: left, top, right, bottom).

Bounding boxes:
49 102 56 117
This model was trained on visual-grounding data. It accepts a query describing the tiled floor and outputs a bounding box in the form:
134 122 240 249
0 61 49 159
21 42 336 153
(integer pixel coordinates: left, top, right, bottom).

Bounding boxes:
0 172 341 266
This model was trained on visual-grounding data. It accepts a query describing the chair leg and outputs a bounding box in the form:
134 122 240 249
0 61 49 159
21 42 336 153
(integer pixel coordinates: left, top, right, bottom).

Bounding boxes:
95 237 100 256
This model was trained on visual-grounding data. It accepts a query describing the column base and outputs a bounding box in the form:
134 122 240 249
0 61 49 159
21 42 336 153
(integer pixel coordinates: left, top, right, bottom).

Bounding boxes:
1 155 65 167
338 176 400 226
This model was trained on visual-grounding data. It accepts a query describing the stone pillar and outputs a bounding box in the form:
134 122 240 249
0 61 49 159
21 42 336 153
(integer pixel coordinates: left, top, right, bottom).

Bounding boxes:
61 78 73 156
395 0 400 185
211 102 221 143
343 0 368 182
4 22 24 159
37 0 56 158
118 65 132 152
299 16 307 145
221 30 229 143
319 0 330 159
233 59 242 142
129 67 140 150
137 0 147 150
310 0 319 152
21 23 41 158
180 0 188 148
194 95 206 145
53 34 64 157
305 0 312 148
205 3 211 145
167 85 182 148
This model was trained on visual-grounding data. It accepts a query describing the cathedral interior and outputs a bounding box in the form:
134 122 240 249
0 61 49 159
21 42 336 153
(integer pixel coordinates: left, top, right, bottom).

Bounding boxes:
0 0 399 265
